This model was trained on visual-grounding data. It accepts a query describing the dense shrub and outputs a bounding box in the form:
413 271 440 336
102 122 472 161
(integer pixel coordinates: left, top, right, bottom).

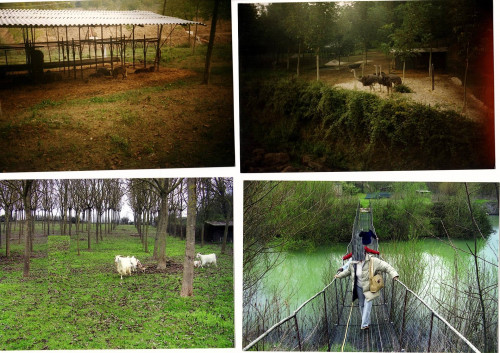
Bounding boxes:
241 78 489 170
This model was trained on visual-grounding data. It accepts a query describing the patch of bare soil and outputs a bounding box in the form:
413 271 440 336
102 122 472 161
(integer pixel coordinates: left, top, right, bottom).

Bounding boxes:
0 67 195 114
0 66 234 172
303 51 490 123
139 260 183 275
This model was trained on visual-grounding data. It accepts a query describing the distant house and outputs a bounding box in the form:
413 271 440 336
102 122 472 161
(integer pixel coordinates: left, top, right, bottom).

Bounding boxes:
365 192 391 199
202 221 233 244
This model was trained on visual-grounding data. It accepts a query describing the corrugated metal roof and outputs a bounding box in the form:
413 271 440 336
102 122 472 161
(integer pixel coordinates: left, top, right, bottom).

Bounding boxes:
0 9 204 27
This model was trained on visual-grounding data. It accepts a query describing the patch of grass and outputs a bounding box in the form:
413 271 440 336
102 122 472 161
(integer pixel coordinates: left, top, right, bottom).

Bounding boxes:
109 134 130 154
0 224 234 349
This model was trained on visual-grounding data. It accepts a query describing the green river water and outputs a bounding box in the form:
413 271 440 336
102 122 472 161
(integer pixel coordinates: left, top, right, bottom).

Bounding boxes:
258 216 499 311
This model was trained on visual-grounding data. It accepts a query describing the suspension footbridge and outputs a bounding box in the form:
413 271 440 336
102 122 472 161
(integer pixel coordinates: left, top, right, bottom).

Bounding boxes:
243 204 482 352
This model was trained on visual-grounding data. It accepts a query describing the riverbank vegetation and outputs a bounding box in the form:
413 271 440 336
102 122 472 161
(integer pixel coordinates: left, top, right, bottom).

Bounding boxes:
241 79 490 171
243 181 498 351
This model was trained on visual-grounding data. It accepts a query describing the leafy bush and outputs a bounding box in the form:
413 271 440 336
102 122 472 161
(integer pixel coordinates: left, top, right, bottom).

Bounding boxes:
394 84 413 93
241 78 488 170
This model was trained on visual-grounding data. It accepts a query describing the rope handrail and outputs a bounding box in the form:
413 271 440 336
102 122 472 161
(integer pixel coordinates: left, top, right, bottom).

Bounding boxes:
394 278 481 353
243 277 338 351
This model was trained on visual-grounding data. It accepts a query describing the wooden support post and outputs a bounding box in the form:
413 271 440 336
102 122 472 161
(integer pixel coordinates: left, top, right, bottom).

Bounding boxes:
87 26 91 59
399 289 409 347
334 279 340 325
120 25 123 64
156 25 163 71
427 313 434 352
45 28 51 62
322 291 331 352
143 35 146 68
132 25 135 68
101 26 104 67
65 27 70 77
294 315 302 351
94 37 98 69
110 36 114 70
78 27 83 79
71 38 76 79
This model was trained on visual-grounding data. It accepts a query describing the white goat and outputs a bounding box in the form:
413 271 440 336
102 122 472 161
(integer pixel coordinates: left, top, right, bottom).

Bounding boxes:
193 260 201 268
129 256 138 272
114 255 133 279
196 253 217 267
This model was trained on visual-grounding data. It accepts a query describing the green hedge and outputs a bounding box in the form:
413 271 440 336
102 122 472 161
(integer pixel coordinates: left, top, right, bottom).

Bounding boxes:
241 78 488 170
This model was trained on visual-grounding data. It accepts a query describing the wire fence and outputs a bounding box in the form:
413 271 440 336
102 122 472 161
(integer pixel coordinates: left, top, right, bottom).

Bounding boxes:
244 276 348 351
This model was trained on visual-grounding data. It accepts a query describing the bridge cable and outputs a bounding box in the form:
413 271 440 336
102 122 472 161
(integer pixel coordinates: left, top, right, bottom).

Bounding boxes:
341 302 354 352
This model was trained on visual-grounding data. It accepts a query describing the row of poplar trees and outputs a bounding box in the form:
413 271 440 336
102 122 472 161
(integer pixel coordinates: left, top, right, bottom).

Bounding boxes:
0 178 232 298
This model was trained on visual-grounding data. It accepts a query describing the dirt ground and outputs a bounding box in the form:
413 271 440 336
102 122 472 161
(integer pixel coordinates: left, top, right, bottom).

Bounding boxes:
302 52 491 123
0 65 234 172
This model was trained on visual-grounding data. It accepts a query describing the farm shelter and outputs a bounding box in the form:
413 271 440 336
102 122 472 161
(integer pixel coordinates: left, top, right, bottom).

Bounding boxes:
0 9 203 81
202 221 233 244
394 47 448 70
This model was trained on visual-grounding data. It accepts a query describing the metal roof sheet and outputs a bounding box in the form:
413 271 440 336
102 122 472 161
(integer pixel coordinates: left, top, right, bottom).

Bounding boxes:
0 9 204 27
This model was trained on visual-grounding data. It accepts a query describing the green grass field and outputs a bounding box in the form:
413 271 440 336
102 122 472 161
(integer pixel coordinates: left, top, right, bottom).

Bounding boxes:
0 225 234 349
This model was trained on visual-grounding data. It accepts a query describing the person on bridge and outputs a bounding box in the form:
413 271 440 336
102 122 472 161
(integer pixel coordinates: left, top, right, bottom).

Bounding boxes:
335 251 399 330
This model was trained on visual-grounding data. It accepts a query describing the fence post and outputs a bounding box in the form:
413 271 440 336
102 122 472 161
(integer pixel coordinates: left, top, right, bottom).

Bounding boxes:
427 313 434 352
323 291 331 352
399 289 409 348
293 315 302 351
389 279 395 322
335 280 340 325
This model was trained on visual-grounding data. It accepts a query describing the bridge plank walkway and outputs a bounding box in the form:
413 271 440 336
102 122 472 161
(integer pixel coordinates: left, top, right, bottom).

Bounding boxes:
331 287 400 352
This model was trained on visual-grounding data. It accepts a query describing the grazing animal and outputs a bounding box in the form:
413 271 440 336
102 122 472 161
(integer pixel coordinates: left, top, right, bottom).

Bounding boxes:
194 260 201 268
196 253 217 267
351 68 378 91
134 66 155 74
112 66 127 79
115 255 133 280
97 67 112 76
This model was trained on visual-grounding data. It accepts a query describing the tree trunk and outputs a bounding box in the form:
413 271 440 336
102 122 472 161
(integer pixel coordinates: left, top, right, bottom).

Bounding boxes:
202 0 219 85
87 208 91 250
181 178 197 297
23 181 34 277
76 210 80 256
201 219 205 247
316 48 320 81
296 42 301 78
145 211 149 253
5 207 10 257
156 188 169 269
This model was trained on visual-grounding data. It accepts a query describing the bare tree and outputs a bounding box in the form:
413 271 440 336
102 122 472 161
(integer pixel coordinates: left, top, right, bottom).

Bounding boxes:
213 177 232 254
202 0 220 84
181 178 197 297
0 181 20 257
